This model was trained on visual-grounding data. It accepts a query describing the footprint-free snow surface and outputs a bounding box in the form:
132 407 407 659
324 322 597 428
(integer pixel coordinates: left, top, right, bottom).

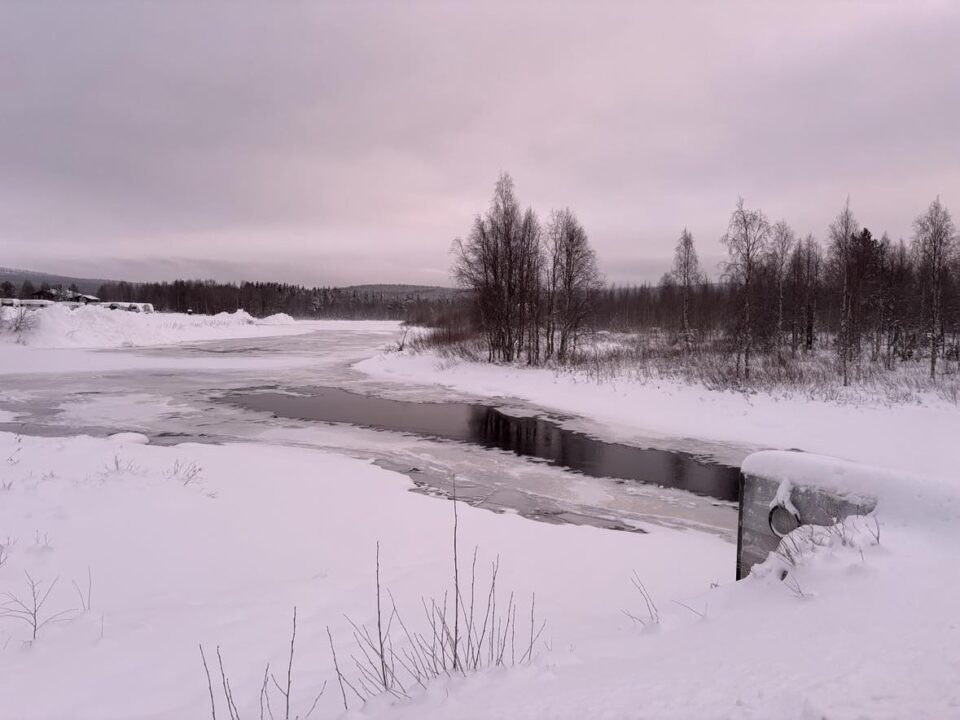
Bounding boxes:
1 312 958 718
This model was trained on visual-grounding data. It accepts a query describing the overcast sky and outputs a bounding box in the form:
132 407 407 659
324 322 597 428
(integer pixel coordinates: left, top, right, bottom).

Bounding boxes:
1 2 958 287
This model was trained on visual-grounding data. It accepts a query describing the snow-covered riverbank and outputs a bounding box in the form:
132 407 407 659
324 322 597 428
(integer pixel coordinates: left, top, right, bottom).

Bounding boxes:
357 350 960 478
0 307 397 376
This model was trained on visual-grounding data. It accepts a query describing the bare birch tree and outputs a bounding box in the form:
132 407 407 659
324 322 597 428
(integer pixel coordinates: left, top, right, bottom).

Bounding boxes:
912 196 957 378
721 198 770 381
453 174 544 363
545 208 602 362
768 220 797 358
828 199 860 386
670 228 704 349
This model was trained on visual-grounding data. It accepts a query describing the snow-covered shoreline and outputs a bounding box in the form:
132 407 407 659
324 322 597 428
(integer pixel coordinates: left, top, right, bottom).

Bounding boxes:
357 350 960 479
0 308 400 376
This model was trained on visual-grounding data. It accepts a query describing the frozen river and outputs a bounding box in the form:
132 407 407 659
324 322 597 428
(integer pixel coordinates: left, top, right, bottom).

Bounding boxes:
0 322 739 538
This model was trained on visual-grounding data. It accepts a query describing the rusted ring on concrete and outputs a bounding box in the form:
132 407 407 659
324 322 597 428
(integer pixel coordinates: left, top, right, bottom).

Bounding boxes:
768 503 802 538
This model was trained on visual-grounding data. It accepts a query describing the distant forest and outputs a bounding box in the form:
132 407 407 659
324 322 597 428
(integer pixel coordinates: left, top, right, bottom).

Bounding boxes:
92 281 467 323
437 175 959 386
592 198 960 383
0 275 466 324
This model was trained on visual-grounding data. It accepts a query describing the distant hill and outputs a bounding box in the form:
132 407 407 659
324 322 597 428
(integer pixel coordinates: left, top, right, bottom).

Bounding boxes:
0 267 115 295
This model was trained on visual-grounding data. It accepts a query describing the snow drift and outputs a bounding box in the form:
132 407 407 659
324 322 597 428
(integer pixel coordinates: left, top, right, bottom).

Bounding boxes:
0 304 301 349
255 312 296 326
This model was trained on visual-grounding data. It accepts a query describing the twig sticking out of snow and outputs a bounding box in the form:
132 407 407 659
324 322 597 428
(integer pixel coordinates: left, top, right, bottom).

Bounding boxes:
622 571 661 628
199 608 324 720
765 514 883 599
0 572 75 641
167 459 203 486
71 566 93 612
199 645 218 720
103 453 139 476
5 433 22 467
327 625 350 711
671 599 707 619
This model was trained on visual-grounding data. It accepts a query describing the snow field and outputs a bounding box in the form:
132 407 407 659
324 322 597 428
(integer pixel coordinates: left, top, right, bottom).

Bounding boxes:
1 431 958 719
0 431 728 720
0 313 400 377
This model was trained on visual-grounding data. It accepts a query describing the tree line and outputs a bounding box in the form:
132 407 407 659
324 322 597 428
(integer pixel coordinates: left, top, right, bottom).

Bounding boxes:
0 276 464 323
595 197 958 383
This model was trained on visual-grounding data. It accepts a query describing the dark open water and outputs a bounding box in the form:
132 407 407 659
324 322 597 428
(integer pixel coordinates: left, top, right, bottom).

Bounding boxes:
230 387 741 502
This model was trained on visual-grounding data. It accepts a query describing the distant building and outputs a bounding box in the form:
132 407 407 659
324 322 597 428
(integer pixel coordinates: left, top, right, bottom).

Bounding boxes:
31 288 100 304
32 288 65 301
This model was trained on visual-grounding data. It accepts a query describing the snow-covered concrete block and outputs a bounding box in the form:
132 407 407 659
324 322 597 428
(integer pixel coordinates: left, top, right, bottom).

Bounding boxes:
737 451 878 579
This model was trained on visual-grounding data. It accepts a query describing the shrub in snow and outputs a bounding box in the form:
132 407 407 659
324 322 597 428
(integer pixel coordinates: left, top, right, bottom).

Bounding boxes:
333 531 544 706
0 572 76 642
0 306 36 341
200 607 324 720
750 514 882 599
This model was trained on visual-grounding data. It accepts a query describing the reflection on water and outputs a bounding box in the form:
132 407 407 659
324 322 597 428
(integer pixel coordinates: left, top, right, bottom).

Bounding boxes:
230 387 741 502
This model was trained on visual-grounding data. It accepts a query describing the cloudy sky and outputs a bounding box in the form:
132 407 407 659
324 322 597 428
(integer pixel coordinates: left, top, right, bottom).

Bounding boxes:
1 2 957 287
